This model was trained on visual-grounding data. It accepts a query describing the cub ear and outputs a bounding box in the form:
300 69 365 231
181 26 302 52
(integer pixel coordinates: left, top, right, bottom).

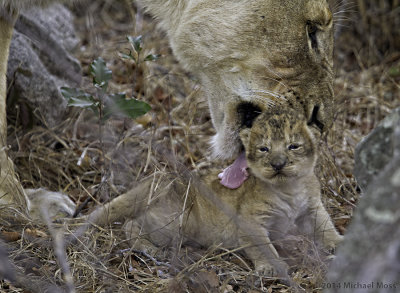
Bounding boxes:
306 104 326 133
307 123 322 142
239 128 252 147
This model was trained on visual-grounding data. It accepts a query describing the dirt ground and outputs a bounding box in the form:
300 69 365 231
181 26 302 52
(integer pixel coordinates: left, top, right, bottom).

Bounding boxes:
1 0 400 292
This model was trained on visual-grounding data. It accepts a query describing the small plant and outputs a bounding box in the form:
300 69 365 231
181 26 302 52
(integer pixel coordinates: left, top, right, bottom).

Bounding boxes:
60 36 159 205
61 56 151 204
120 35 161 93
61 57 151 122
120 35 160 64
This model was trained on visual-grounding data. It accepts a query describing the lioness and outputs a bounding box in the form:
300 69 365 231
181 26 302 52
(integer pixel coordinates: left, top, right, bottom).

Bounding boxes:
85 106 342 276
0 1 334 201
134 0 335 187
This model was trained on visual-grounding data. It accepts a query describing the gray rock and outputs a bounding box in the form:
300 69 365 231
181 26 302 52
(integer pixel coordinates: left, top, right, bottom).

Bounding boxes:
0 240 15 282
354 107 400 191
7 4 81 126
325 107 400 293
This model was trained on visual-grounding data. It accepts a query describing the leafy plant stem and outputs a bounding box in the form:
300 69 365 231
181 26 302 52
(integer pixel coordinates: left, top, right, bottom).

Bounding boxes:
62 54 151 201
133 51 140 96
97 88 107 196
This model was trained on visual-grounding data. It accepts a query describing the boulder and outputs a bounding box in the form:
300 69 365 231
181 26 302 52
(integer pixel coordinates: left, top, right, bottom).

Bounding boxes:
7 4 81 126
353 107 400 191
325 107 400 292
0 240 15 282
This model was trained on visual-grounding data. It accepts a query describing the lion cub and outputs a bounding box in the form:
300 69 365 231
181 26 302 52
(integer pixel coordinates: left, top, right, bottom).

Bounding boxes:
87 107 342 275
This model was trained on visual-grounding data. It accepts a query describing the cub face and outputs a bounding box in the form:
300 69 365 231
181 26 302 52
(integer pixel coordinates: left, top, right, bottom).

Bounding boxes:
240 108 317 184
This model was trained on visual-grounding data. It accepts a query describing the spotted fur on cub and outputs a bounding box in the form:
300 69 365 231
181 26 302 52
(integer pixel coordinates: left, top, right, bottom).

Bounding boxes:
85 107 342 276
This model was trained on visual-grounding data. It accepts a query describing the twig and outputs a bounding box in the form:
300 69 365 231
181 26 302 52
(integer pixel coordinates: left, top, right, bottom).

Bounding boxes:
40 205 76 293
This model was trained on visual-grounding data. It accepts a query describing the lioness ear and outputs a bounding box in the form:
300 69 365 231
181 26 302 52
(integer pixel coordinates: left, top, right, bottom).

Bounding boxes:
239 128 251 147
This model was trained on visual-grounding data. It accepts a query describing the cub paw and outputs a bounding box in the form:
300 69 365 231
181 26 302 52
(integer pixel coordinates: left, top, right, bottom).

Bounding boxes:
254 261 277 277
26 188 76 221
324 234 344 250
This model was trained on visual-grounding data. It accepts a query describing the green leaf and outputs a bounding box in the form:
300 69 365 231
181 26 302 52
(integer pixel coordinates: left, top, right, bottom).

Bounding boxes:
90 57 112 89
127 35 142 53
119 51 135 61
144 54 161 62
61 87 87 100
60 87 98 112
67 96 98 108
104 93 151 120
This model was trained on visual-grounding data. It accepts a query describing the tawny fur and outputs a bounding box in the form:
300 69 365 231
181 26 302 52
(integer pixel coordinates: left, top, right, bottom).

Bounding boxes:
1 0 335 208
135 0 336 159
86 107 342 275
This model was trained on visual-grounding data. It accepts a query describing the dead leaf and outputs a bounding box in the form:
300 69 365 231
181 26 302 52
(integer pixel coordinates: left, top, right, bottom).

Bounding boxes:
135 113 152 126
25 228 48 238
1 231 21 242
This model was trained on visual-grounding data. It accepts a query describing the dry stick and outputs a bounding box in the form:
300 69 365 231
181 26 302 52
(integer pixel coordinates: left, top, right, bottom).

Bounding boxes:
131 249 171 268
72 177 102 218
40 205 76 293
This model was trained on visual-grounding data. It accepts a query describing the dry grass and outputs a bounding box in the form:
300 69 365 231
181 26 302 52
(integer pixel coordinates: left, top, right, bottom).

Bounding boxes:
1 0 400 292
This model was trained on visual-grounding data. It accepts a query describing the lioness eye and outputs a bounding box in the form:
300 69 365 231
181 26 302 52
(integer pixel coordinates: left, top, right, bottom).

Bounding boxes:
259 147 269 152
288 144 300 150
307 21 318 51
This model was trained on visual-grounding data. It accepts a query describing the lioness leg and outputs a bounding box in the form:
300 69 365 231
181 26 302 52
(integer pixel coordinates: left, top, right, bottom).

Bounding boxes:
0 14 27 209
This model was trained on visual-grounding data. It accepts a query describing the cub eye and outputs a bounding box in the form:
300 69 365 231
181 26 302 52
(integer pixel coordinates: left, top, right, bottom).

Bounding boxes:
288 144 300 150
259 147 269 152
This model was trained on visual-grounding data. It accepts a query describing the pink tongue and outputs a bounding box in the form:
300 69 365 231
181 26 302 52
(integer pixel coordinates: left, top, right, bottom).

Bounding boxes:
218 152 249 189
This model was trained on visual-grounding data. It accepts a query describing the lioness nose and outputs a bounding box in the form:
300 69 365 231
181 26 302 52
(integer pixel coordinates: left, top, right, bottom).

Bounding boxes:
270 157 287 171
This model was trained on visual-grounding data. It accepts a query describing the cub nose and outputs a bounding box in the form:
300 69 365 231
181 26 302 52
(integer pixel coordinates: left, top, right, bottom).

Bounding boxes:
270 156 287 171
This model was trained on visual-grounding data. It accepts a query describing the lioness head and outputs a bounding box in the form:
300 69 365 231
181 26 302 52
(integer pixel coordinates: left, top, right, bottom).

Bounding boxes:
164 0 334 159
137 0 334 159
239 107 317 184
